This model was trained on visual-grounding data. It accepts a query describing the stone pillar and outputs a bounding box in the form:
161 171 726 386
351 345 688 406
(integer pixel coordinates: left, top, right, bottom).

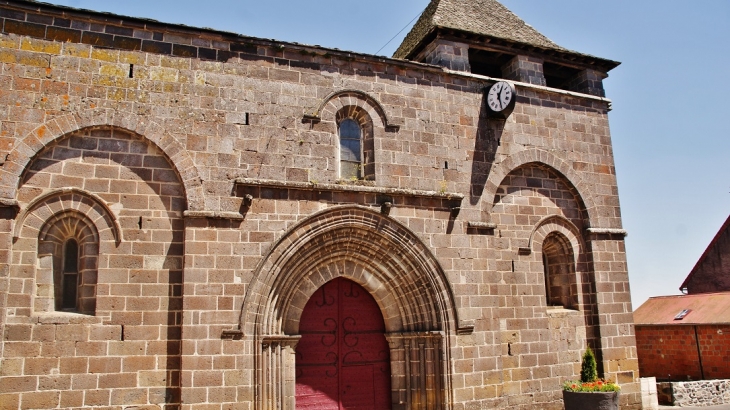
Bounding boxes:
501 55 546 86
257 335 301 410
0 205 16 370
588 235 642 409
416 39 471 72
641 377 659 410
568 69 607 97
386 332 445 410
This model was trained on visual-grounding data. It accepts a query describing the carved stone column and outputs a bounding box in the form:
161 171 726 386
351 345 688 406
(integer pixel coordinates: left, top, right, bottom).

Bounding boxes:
257 335 301 410
386 332 446 410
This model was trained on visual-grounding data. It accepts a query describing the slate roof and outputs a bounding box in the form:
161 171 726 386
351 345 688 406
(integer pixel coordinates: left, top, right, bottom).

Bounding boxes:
634 292 730 325
393 0 618 69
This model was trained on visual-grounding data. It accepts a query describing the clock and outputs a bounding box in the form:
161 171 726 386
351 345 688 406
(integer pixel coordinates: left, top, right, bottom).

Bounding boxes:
486 81 516 118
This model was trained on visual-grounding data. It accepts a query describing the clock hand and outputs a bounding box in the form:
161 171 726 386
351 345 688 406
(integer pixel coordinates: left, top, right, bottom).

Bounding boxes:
502 88 510 104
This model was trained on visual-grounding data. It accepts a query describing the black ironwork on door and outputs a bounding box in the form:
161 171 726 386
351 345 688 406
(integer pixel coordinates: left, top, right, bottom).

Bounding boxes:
295 277 391 409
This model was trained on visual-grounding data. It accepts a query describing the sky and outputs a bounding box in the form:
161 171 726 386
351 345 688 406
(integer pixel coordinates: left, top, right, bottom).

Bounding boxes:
42 0 730 308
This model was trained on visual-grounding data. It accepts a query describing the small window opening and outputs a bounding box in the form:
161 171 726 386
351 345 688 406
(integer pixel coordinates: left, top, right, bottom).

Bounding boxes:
129 64 134 78
444 161 449 170
339 118 362 179
542 232 578 309
674 309 692 320
62 239 79 311
543 62 582 90
468 48 513 78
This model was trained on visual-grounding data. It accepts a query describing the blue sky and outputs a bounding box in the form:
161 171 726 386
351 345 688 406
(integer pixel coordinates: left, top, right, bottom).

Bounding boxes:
43 0 730 308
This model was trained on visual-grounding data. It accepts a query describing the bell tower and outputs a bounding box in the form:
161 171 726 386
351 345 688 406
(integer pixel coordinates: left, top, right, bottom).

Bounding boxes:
393 0 618 97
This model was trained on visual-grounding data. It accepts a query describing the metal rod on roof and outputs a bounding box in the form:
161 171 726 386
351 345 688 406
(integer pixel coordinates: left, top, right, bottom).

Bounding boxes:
375 8 425 56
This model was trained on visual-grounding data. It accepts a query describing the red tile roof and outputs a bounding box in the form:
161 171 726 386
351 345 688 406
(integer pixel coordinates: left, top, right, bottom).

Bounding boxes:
634 292 730 325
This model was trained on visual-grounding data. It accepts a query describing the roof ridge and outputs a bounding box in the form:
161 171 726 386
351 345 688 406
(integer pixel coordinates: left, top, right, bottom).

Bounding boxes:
648 291 730 300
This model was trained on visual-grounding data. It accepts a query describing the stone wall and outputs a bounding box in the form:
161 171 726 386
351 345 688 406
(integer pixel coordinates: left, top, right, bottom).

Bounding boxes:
0 1 641 409
658 380 730 407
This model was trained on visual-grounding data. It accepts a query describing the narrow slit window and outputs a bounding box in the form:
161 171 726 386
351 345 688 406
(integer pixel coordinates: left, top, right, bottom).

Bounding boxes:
339 118 362 179
62 239 79 311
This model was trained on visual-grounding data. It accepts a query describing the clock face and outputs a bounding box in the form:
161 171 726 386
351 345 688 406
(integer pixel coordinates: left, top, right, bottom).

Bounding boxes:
487 81 514 113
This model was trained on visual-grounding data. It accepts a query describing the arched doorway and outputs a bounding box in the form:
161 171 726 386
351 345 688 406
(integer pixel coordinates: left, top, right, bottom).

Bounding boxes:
243 206 463 410
295 277 391 409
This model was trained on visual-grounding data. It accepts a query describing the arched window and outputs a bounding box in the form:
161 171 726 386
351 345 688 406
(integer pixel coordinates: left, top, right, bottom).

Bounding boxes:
35 210 99 315
542 232 578 309
62 238 79 310
339 118 362 179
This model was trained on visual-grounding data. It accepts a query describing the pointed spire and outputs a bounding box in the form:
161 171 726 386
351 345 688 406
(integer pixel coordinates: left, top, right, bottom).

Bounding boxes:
395 0 566 59
393 0 617 74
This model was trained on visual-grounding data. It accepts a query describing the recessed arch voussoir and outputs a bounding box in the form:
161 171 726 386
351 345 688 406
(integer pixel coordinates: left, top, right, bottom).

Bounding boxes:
241 205 461 338
484 148 600 226
3 111 204 211
308 89 399 131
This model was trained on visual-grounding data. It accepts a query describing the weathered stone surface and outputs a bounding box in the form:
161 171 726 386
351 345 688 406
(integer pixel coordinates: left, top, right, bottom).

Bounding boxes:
660 380 730 407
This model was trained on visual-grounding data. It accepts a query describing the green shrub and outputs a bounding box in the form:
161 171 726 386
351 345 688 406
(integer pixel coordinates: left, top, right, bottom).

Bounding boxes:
580 347 598 383
562 347 620 393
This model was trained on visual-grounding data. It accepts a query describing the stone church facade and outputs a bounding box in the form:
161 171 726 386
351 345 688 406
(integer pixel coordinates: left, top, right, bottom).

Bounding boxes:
0 0 640 409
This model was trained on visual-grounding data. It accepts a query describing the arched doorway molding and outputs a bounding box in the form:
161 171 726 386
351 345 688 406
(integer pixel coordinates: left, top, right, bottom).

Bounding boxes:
241 205 460 410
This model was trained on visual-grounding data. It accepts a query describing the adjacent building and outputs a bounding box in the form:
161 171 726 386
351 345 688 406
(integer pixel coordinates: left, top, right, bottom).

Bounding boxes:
635 215 730 382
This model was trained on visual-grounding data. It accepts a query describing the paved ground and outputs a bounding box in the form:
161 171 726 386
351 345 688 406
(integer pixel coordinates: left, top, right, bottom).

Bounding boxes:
659 405 730 409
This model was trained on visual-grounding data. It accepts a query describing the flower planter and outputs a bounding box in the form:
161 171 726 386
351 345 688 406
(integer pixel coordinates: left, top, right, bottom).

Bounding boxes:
563 390 619 410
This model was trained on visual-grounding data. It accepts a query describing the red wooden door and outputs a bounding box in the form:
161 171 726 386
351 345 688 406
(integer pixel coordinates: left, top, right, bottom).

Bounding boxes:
295 277 392 410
